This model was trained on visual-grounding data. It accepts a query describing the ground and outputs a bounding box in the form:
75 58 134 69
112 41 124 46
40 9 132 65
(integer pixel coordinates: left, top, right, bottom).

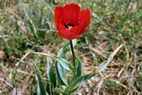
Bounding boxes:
0 0 142 95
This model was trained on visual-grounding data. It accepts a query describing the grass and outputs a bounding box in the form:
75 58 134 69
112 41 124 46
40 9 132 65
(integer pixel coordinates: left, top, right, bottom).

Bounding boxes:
0 0 142 95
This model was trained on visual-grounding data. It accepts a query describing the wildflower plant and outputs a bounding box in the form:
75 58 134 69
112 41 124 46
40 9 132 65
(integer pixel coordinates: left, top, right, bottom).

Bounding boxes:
37 3 97 95
31 3 96 95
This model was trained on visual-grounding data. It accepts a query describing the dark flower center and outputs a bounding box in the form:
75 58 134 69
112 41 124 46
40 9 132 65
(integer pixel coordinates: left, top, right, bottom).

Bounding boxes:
64 24 74 29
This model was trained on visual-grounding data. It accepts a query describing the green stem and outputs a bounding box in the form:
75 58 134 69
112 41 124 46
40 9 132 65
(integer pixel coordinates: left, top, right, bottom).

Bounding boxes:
70 40 76 65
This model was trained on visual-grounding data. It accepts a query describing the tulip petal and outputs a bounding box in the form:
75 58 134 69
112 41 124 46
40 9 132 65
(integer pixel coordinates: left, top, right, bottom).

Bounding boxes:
78 10 91 33
54 3 91 40
63 3 80 25
57 24 80 40
55 6 63 29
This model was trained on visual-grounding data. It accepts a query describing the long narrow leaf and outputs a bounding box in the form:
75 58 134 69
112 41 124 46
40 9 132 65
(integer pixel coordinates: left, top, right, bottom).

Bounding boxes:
35 69 47 95
47 63 56 86
64 72 96 94
58 57 70 71
75 58 82 78
57 63 68 85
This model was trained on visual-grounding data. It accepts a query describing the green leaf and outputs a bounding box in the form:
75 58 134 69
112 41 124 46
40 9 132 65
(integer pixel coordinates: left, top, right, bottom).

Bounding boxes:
58 57 70 71
47 63 56 86
57 63 68 85
57 43 70 57
64 72 96 94
35 71 47 95
75 58 82 78
53 87 64 94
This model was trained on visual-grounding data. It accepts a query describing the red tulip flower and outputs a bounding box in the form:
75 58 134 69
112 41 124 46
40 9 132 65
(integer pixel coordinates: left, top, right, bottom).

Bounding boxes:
54 3 91 40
